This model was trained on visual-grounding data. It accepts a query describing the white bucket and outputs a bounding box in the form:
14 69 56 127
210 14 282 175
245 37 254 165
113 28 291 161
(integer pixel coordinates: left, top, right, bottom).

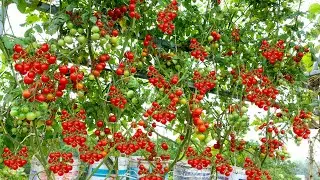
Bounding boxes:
87 157 128 180
29 156 47 180
128 156 169 180
173 161 212 180
29 156 80 180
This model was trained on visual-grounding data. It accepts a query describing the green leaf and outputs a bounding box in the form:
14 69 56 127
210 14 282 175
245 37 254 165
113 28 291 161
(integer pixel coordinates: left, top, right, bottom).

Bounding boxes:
309 3 320 14
12 0 27 13
26 14 40 24
90 16 97 24
34 24 43 33
27 0 40 11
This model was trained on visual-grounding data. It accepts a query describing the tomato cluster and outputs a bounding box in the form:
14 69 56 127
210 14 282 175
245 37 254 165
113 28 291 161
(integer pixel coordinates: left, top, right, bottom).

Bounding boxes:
241 68 279 110
244 157 271 180
193 70 216 95
147 66 171 92
95 7 123 37
109 85 127 109
143 34 157 49
260 40 285 64
92 54 110 77
2 147 28 170
48 152 74 176
208 31 221 42
190 107 209 133
293 110 311 139
229 133 246 152
79 145 104 164
61 109 87 148
231 27 240 41
157 0 178 34
127 0 143 19
12 44 64 101
116 129 156 155
215 154 233 176
189 38 208 61
144 101 176 125
292 45 309 63
186 146 212 170
115 51 136 76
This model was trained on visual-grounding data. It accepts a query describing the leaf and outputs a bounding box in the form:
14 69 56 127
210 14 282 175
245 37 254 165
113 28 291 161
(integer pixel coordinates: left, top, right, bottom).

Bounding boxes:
27 0 40 11
26 14 40 24
301 53 313 72
309 3 320 14
12 0 27 13
34 24 43 33
90 16 97 24
24 28 34 38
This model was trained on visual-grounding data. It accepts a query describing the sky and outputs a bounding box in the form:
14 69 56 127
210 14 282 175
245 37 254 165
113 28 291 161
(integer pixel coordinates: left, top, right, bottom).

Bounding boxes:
1 0 320 163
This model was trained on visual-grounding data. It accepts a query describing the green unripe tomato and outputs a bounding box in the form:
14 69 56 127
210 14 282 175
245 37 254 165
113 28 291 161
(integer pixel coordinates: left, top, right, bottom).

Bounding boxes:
126 90 134 98
77 28 84 34
197 134 206 141
11 128 17 134
17 113 26 120
166 61 172 66
106 43 112 50
208 36 214 41
70 28 77 36
91 26 100 33
91 33 100 41
172 59 177 64
26 112 36 121
180 98 187 104
137 61 143 68
100 131 105 136
214 43 219 48
77 36 87 44
66 22 74 29
64 36 73 44
17 120 23 125
132 98 138 104
175 65 181 70
100 38 107 45
89 74 95 80
51 44 57 51
57 39 65 46
22 127 28 133
242 115 249 121
10 109 19 117
35 111 41 118
232 112 239 119
110 37 118 45
39 102 48 111
124 70 130 77
32 42 39 48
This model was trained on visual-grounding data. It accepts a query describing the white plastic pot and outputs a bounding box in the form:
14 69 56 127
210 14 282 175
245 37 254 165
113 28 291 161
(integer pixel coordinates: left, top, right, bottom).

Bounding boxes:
173 161 212 180
87 157 128 180
128 156 169 180
29 156 80 180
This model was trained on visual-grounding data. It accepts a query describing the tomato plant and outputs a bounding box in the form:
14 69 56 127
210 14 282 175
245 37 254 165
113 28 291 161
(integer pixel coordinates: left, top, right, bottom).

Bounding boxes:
0 0 319 180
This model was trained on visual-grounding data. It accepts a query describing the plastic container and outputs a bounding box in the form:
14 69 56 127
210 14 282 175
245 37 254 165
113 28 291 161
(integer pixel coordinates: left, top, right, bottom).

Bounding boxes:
29 156 80 180
173 161 212 180
87 157 128 180
128 156 169 180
